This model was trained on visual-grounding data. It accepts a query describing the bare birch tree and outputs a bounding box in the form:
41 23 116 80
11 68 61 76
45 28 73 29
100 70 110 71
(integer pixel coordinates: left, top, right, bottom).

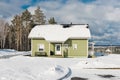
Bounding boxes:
1 6 46 50
0 18 9 49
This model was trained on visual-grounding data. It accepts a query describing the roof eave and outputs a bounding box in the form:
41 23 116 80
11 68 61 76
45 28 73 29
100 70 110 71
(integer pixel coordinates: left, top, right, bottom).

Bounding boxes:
69 37 91 39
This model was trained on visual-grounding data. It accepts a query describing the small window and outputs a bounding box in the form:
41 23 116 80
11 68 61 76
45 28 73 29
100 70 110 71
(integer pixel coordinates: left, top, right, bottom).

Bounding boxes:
73 44 77 50
56 45 60 51
38 44 44 51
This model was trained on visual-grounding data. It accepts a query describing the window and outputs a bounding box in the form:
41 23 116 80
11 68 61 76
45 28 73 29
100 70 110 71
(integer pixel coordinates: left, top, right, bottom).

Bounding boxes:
73 44 77 50
38 44 44 51
56 45 60 51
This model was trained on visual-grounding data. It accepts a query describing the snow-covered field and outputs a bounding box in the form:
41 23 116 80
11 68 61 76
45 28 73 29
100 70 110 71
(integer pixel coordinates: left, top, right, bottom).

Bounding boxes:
0 49 30 58
0 49 120 80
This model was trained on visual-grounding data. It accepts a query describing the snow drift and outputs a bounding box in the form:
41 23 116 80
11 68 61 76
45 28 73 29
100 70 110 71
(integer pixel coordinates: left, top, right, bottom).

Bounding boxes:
0 49 120 80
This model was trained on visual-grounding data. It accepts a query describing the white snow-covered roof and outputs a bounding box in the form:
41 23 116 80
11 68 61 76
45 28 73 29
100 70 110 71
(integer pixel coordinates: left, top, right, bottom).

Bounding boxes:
106 49 111 52
28 24 91 42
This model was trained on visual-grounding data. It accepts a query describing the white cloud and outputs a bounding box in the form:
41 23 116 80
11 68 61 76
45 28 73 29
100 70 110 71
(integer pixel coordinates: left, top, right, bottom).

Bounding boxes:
28 0 120 45
0 0 120 45
93 0 120 6
0 0 32 18
105 8 120 22
0 15 3 18
28 7 36 15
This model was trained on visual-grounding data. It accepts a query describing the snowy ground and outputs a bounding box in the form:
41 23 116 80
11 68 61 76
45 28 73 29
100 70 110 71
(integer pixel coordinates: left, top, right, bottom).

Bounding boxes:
0 49 30 58
0 49 120 80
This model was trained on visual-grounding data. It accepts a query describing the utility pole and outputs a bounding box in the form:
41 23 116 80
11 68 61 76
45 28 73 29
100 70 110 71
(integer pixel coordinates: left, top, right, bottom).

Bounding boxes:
110 37 112 54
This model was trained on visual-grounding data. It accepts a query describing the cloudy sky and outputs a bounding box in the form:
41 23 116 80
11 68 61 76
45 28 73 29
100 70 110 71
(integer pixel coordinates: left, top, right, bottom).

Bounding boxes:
0 0 120 45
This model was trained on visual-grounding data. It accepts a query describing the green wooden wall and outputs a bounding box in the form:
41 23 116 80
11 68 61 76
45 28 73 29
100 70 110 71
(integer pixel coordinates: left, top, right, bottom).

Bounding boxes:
50 43 55 55
31 39 49 56
31 39 88 57
65 39 88 57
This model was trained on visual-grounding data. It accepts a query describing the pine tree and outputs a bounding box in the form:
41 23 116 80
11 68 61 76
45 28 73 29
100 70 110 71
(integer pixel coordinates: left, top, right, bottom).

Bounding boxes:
33 6 46 25
11 9 33 51
21 9 31 21
12 15 23 50
48 17 57 24
21 9 33 51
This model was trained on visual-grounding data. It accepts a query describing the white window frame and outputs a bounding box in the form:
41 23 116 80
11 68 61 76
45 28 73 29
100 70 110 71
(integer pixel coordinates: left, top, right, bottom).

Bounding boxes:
38 44 44 52
73 44 77 50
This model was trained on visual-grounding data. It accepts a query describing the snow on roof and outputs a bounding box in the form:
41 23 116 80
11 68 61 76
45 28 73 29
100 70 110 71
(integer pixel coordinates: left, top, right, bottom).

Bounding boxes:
105 49 111 52
28 24 91 42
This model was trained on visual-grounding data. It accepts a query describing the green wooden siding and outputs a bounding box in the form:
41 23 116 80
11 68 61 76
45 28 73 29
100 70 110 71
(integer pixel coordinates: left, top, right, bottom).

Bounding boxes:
31 39 49 56
50 43 54 51
50 43 55 55
31 39 88 57
65 39 88 57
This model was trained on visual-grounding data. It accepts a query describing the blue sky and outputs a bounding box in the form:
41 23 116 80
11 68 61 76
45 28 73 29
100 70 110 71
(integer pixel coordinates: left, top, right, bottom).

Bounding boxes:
0 0 120 45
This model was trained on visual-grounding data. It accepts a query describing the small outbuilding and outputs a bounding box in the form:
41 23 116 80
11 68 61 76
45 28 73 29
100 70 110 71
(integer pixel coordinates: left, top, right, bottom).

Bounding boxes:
105 48 111 54
28 24 91 57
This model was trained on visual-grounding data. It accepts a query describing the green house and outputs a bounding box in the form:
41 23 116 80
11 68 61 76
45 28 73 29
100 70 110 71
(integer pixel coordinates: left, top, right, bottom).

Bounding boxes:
28 24 91 57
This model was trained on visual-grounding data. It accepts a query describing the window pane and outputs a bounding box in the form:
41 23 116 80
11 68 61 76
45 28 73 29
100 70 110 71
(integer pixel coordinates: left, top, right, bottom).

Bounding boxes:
38 44 44 51
73 44 77 50
57 45 60 51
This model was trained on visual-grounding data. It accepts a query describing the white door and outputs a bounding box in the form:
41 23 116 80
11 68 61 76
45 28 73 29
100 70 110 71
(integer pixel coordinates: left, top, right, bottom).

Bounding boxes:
55 44 61 55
